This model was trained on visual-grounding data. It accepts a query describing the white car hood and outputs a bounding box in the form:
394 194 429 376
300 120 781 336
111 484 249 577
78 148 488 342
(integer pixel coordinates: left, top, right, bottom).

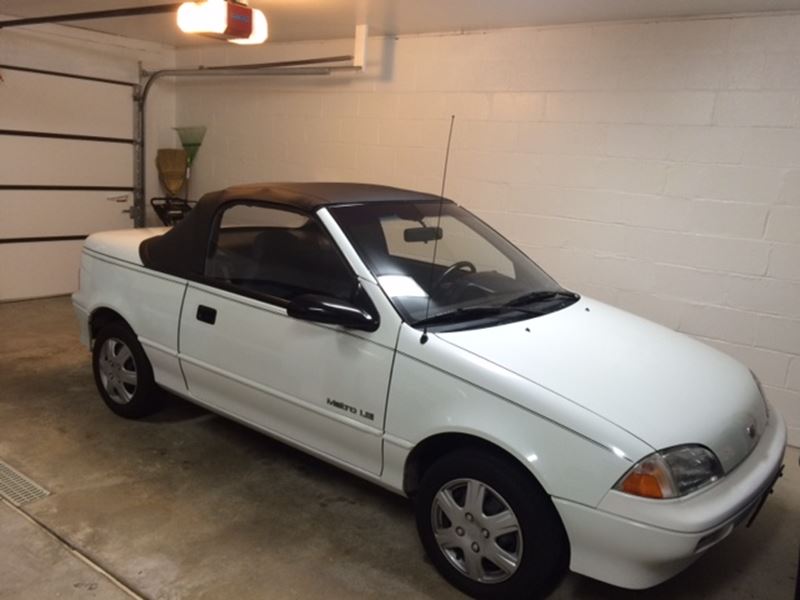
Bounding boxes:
436 297 767 471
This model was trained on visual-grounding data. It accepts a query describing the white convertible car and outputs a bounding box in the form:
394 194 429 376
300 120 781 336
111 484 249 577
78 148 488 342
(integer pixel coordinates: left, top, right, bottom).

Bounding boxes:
72 183 786 599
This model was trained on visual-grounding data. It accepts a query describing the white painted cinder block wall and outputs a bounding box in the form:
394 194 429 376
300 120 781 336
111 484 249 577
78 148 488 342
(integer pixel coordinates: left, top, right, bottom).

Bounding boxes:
174 14 800 446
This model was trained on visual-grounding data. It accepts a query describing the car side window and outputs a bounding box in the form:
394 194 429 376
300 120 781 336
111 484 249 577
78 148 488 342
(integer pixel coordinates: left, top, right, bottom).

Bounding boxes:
205 203 357 302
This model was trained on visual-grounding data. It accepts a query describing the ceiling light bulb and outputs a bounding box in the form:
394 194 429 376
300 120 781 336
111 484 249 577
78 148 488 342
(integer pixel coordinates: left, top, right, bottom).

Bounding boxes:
228 8 268 45
177 0 228 34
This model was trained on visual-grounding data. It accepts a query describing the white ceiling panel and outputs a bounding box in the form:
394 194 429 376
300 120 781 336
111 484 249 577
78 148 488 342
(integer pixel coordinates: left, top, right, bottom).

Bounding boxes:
1 0 799 46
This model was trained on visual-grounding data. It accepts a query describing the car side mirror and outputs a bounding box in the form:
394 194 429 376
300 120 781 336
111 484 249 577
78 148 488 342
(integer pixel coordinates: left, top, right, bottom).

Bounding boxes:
287 294 379 332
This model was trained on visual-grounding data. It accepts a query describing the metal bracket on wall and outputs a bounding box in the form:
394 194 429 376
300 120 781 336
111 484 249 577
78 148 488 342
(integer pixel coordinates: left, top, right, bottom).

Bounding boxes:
131 71 145 226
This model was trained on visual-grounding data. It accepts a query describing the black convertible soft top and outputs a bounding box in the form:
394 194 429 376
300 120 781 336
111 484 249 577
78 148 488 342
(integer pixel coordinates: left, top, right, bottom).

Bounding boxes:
139 182 448 279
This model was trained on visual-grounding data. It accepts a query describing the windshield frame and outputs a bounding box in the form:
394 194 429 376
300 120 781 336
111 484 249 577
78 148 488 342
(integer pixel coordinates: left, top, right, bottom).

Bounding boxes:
328 199 578 331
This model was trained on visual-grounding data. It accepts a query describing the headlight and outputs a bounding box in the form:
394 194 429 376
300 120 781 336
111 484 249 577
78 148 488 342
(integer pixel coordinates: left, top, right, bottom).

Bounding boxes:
615 445 723 499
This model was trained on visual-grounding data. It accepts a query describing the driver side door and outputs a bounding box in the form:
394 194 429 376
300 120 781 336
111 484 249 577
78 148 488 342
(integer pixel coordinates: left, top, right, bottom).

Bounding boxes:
178 202 394 475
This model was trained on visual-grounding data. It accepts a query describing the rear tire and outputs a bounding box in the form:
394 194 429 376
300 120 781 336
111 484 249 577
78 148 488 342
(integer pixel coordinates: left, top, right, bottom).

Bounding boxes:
415 449 569 600
92 322 163 419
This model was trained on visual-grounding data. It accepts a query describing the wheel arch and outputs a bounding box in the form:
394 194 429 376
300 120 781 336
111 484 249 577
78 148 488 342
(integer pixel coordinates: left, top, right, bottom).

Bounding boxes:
403 431 549 499
89 306 133 343
408 431 572 595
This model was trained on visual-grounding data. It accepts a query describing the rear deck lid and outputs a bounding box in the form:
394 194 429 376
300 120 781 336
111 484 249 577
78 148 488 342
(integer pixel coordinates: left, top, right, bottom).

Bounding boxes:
85 228 168 265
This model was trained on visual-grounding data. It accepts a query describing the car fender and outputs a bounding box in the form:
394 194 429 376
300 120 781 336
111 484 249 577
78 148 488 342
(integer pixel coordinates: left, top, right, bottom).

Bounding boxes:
384 323 652 507
74 249 188 393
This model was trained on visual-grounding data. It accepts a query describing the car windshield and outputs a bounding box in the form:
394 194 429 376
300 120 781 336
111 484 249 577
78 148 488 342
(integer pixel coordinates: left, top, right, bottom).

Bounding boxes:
329 200 578 329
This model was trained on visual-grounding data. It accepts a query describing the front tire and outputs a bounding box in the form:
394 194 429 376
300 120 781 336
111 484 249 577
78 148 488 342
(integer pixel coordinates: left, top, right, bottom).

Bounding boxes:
415 450 568 600
92 322 162 419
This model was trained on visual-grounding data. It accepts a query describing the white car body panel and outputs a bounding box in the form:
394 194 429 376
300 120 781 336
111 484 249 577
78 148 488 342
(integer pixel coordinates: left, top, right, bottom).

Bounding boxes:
557 408 785 588
436 299 768 472
84 228 168 265
388 322 652 507
72 241 187 394
179 280 394 475
72 208 787 592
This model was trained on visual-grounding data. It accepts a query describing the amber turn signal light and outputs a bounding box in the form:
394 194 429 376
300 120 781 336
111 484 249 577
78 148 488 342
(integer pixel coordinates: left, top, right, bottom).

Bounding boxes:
615 454 678 499
621 472 665 499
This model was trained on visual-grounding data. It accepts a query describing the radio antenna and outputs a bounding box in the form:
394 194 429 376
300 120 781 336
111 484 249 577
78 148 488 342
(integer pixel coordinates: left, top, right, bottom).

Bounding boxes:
420 114 456 345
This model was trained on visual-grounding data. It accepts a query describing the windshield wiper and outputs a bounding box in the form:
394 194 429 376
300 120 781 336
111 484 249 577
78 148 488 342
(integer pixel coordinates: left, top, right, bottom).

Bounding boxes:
503 290 579 308
413 305 541 328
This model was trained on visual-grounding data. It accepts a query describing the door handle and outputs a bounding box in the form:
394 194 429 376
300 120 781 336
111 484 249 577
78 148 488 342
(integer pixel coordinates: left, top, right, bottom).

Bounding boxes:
196 305 217 325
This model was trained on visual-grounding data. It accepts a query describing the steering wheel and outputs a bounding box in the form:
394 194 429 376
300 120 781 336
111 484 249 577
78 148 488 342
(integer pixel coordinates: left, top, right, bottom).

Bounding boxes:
431 260 477 293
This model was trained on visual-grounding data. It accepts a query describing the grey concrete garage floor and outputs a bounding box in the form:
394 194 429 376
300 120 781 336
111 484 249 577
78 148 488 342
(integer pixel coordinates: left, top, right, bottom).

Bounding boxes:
0 296 797 600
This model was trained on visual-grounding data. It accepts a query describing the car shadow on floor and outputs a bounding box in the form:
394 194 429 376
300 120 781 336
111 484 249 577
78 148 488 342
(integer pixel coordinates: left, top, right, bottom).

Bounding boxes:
141 392 212 423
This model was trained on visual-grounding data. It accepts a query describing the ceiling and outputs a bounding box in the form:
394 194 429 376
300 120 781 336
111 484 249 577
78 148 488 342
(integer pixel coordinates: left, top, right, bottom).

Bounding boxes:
1 0 800 46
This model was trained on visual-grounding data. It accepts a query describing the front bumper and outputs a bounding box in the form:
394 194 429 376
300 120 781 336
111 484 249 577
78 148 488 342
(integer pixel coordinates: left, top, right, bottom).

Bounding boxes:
555 407 787 589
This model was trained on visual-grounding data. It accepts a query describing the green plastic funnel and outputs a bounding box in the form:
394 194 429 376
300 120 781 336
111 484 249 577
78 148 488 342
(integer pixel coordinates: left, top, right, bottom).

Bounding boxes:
175 126 207 167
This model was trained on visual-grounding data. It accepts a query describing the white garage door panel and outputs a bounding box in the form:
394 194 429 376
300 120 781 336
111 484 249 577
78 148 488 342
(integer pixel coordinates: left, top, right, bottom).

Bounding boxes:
0 191 131 238
0 70 133 139
0 137 132 187
0 240 83 301
2 65 134 301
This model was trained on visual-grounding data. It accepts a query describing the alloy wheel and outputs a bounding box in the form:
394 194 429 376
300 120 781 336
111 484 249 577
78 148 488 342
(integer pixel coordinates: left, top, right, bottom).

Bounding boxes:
431 478 523 583
97 337 138 405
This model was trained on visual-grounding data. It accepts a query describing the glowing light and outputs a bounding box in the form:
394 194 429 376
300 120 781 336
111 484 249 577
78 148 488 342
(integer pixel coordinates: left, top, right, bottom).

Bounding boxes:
177 0 268 45
177 0 228 34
